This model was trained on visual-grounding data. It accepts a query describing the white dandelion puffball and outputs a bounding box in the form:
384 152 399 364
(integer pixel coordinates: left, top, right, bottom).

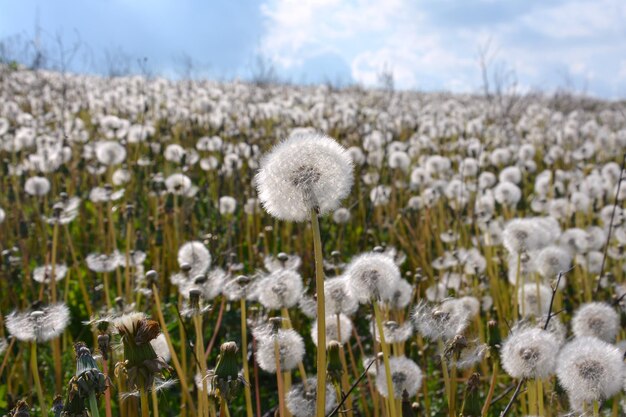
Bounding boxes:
324 276 359 316
311 314 353 347
24 176 51 196
502 218 546 254
375 356 422 399
6 303 71 342
32 264 68 283
219 196 237 215
500 327 559 379
256 133 353 222
286 377 337 417
255 328 305 373
536 245 571 280
556 337 625 406
177 241 211 276
571 302 619 343
257 269 304 310
518 283 552 317
95 140 127 165
345 252 401 303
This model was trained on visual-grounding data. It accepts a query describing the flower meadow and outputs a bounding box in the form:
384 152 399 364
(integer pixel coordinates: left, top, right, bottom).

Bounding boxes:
1 65 626 417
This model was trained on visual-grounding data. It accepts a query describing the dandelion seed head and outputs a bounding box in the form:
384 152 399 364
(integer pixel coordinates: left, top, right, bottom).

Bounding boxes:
345 252 401 303
256 133 353 222
255 328 305 373
95 140 126 166
24 176 51 196
502 218 545 254
556 337 625 406
263 253 301 272
219 196 237 215
500 327 559 379
536 245 571 280
324 276 359 316
286 376 337 417
257 269 304 310
6 303 70 342
411 299 470 340
165 173 198 197
572 302 619 343
32 264 68 283
373 321 414 344
332 207 351 224
518 283 552 317
375 356 422 399
86 251 122 273
311 314 353 346
177 241 211 277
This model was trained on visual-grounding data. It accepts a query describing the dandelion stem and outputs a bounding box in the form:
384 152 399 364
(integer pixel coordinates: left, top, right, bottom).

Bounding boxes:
311 209 327 417
152 384 160 417
102 359 113 417
30 342 46 415
204 297 226 360
152 284 197 417
89 391 101 417
373 303 398 417
140 387 150 417
240 299 254 417
274 339 286 417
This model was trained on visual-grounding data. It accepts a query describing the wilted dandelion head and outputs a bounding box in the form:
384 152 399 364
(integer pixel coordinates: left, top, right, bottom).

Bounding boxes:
257 268 304 310
374 356 422 399
255 327 305 373
311 314 353 347
6 303 70 342
556 337 625 407
500 327 559 379
255 133 353 222
518 283 552 317
286 376 337 417
571 302 619 343
177 241 211 276
345 252 401 303
95 140 126 166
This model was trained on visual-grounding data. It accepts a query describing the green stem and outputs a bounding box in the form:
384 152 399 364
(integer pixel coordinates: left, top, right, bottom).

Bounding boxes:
373 303 397 417
311 209 327 417
89 391 101 417
30 343 47 415
240 299 254 417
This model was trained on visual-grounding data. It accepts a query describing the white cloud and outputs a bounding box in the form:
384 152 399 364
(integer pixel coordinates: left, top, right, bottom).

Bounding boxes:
259 0 626 96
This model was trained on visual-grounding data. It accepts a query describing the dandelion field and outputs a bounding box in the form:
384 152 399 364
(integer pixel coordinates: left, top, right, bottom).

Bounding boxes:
1 65 626 417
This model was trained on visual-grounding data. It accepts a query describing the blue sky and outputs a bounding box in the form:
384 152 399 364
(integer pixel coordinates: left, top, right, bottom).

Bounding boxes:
1 0 626 98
